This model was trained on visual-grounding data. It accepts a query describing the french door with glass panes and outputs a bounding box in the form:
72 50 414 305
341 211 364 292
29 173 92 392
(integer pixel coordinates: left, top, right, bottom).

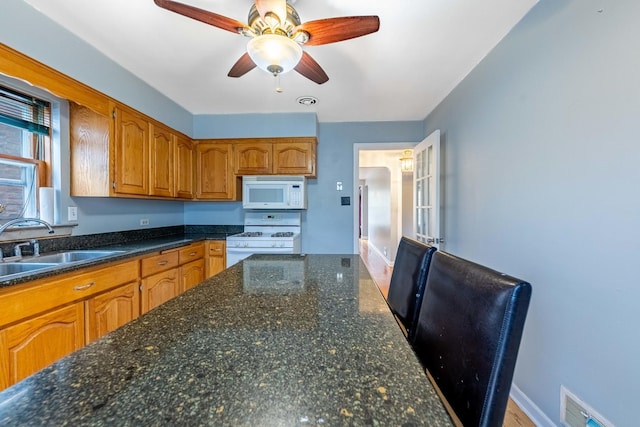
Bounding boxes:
413 129 443 248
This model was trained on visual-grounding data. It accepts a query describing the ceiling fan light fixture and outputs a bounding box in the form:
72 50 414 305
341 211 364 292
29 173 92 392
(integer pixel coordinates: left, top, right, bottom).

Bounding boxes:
257 0 288 25
247 34 303 76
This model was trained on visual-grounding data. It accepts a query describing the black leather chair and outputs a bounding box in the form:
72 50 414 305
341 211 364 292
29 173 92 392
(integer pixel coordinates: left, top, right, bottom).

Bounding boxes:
412 251 532 427
386 237 436 340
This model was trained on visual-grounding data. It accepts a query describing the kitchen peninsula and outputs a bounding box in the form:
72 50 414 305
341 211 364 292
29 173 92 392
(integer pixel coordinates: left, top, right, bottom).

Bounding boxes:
0 254 453 426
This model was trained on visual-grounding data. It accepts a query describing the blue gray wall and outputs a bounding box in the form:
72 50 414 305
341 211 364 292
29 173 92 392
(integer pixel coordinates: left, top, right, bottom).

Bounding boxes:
425 0 639 424
4 0 636 424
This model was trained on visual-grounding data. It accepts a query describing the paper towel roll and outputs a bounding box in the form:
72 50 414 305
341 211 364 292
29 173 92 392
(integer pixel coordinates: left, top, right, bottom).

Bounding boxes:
39 187 55 224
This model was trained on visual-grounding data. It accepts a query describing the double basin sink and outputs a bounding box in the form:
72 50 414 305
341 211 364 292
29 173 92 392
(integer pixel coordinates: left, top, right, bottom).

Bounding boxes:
0 250 126 280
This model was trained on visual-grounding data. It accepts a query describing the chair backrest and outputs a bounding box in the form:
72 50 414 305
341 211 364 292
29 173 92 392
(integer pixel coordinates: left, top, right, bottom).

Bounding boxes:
386 237 436 340
412 251 532 427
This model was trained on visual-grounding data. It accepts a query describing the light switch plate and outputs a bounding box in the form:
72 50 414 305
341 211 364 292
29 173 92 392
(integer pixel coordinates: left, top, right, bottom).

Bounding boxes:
67 206 78 221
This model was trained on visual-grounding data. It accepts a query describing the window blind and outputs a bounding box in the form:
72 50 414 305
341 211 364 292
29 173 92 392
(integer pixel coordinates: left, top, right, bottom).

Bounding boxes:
0 85 51 136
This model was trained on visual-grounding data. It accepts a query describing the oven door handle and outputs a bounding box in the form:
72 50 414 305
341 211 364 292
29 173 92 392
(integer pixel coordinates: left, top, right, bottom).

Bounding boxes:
226 247 294 254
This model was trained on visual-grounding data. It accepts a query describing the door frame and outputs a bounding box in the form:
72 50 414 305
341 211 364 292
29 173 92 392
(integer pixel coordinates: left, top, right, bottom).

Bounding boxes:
352 142 416 254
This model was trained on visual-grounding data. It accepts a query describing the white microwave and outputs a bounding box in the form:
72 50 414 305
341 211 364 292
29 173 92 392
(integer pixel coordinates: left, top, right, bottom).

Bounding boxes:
242 176 307 209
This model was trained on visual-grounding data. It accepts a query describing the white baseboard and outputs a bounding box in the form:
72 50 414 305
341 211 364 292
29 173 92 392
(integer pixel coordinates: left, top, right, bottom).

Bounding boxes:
368 242 393 267
511 384 557 427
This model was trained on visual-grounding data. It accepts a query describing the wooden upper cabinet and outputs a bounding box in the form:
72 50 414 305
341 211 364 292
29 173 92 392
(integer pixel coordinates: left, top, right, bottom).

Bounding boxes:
70 102 192 200
149 122 175 198
175 135 195 199
233 137 317 177
114 106 149 196
70 102 112 197
196 141 240 200
274 139 317 177
234 140 273 175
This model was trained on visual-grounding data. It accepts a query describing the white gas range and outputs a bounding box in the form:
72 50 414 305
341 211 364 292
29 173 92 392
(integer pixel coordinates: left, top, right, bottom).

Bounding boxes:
225 211 301 268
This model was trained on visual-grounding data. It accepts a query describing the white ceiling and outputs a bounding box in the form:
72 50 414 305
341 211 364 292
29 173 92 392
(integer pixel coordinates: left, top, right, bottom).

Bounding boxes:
22 0 537 123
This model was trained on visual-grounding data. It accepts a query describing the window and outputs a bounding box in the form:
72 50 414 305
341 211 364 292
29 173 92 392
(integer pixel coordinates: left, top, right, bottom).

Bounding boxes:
0 85 51 222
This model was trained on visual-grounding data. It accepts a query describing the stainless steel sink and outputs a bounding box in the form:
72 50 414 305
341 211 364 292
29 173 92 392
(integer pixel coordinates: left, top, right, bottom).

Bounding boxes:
0 262 59 276
23 250 126 264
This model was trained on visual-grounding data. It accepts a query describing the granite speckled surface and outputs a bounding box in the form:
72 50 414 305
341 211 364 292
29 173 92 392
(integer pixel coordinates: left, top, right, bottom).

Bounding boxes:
0 254 453 426
0 225 242 288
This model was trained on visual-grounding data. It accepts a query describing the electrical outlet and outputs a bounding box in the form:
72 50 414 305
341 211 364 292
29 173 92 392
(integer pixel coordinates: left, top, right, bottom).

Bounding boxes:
140 218 149 226
561 386 612 427
67 206 77 221
336 181 343 191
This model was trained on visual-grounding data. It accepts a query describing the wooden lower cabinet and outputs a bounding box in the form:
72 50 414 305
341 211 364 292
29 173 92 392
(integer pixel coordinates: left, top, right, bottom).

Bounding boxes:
206 240 226 278
85 282 140 343
0 242 209 391
141 268 180 313
0 303 84 389
180 259 205 292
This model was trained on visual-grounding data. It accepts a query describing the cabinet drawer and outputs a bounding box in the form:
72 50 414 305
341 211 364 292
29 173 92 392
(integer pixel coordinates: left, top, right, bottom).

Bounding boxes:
141 250 179 277
178 242 204 265
0 260 139 329
208 240 225 256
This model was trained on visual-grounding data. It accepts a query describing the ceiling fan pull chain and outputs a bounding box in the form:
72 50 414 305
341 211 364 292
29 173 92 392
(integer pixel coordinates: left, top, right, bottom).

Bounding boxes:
275 74 283 93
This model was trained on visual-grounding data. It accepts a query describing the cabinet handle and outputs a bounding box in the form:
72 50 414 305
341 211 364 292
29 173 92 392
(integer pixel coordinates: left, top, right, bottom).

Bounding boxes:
189 251 197 256
74 282 95 291
157 260 168 266
212 248 222 252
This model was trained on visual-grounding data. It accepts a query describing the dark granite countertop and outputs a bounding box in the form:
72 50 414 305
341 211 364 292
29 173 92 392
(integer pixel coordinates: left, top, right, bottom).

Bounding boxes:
0 254 453 426
0 227 239 288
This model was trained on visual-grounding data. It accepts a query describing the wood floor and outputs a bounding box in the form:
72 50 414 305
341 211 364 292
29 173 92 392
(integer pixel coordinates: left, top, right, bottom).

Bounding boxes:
359 240 535 427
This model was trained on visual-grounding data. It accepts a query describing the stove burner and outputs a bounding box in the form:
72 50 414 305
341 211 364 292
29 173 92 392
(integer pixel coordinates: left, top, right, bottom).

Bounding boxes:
236 232 263 237
272 232 295 237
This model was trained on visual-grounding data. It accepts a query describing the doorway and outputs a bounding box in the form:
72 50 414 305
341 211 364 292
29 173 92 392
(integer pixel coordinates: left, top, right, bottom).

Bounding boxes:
353 143 415 264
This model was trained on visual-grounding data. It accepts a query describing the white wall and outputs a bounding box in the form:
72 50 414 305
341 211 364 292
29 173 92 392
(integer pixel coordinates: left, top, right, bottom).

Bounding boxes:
425 0 640 424
360 167 392 261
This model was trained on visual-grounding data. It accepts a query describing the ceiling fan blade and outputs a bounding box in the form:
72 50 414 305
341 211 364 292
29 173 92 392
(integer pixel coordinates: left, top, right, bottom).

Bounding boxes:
295 16 380 46
228 53 257 78
294 52 329 84
154 0 247 34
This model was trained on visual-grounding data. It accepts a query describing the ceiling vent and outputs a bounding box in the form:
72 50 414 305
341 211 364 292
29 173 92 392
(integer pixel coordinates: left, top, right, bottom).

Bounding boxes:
297 96 318 106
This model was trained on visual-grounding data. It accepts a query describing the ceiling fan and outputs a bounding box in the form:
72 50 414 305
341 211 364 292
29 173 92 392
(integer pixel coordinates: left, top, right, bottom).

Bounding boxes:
153 0 380 84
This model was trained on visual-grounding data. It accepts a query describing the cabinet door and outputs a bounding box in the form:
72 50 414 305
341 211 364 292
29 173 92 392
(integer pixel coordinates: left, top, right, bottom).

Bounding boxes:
206 241 226 278
141 268 179 313
175 135 195 199
234 141 273 175
0 303 84 388
149 123 175 197
85 282 140 344
180 259 205 293
69 102 111 197
114 107 149 195
273 140 317 177
196 142 238 200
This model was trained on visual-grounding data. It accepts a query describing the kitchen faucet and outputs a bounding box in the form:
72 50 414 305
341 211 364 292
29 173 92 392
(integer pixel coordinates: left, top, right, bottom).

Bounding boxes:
0 218 55 236
14 239 40 257
0 219 53 262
